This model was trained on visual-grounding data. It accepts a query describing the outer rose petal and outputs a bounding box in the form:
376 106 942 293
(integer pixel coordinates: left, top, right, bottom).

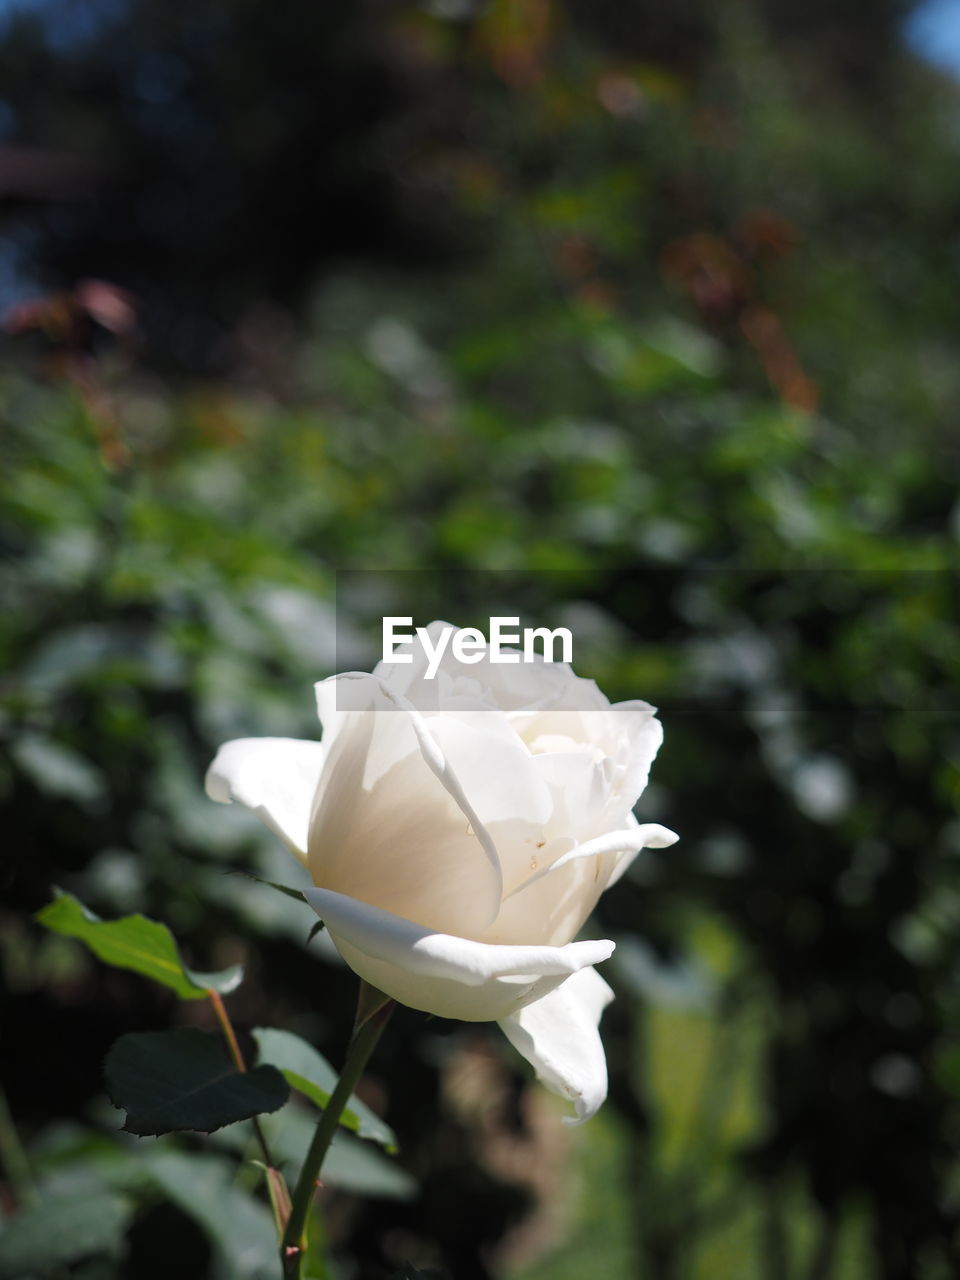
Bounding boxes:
498 965 614 1123
303 887 615 1022
610 700 665 811
204 737 326 861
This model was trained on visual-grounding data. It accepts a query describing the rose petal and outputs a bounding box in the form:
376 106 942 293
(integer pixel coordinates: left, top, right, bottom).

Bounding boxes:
531 747 614 841
304 887 615 1022
605 813 677 887
610 700 664 810
308 675 505 933
426 714 555 893
204 737 326 861
504 823 679 901
314 675 351 752
498 965 615 1123
311 675 558 924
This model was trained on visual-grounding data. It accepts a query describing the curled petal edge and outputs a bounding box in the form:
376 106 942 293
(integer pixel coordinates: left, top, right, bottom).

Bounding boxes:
204 737 326 860
303 887 615 1022
499 965 615 1124
504 822 679 901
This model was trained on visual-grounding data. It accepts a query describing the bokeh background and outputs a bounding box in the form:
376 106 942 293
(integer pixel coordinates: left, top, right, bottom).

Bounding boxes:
2 1 960 1277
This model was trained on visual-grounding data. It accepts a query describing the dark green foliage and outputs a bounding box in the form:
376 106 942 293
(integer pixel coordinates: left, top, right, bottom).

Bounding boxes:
0 1187 133 1279
138 1151 280 1277
105 1028 289 1135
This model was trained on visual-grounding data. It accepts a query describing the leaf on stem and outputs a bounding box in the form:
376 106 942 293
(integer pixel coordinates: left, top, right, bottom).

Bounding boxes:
105 1027 289 1135
253 1027 398 1153
35 889 242 998
231 871 311 904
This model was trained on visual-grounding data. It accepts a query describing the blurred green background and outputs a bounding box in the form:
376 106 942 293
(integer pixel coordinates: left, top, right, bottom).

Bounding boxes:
2 1 960 1277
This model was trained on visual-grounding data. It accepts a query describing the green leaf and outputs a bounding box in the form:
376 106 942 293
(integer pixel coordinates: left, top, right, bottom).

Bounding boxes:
105 1028 289 1135
324 1131 416 1200
12 733 107 808
219 1106 415 1201
142 1151 277 1280
252 1027 397 1152
232 872 309 904
0 1187 133 1278
35 890 242 999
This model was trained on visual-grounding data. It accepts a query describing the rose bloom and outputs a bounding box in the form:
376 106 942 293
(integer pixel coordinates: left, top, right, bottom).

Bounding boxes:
206 622 676 1121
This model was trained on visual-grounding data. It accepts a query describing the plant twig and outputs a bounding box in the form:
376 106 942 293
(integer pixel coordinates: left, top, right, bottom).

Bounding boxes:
208 988 292 1231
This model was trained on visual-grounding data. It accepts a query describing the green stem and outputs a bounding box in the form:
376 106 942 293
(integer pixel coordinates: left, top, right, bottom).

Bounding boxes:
281 984 393 1279
208 988 291 1233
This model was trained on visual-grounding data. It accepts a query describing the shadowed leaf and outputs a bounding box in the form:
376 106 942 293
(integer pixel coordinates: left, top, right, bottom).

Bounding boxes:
143 1151 278 1277
105 1027 289 1135
0 1187 133 1278
324 1130 415 1199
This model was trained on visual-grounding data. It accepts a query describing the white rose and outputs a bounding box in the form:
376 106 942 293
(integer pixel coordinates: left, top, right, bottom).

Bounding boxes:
206 621 677 1121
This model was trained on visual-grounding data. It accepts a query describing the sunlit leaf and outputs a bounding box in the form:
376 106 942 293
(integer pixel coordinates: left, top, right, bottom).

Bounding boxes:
252 1027 397 1152
35 890 242 998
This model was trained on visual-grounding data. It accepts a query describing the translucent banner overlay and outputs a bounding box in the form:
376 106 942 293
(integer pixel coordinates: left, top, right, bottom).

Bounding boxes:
331 568 959 719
